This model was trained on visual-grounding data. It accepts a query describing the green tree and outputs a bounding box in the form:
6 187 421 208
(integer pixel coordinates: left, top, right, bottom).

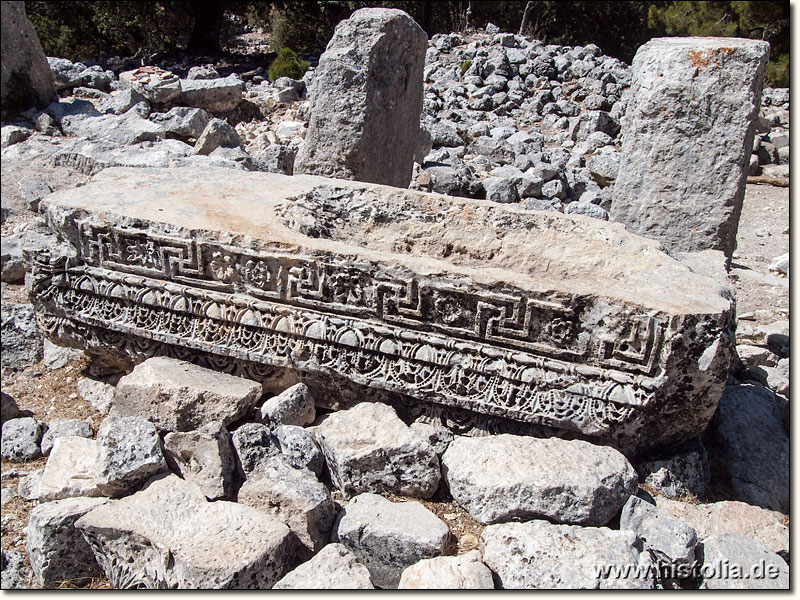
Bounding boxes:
648 1 789 86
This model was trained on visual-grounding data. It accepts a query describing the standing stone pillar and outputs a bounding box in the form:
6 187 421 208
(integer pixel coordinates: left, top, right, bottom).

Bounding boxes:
610 38 769 262
294 8 427 189
1 1 58 114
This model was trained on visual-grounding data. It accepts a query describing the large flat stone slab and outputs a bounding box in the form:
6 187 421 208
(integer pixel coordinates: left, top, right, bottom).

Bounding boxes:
30 166 734 453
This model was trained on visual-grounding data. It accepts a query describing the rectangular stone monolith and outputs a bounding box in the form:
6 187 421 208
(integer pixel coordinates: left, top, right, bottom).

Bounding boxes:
610 37 770 261
30 166 734 454
293 8 427 188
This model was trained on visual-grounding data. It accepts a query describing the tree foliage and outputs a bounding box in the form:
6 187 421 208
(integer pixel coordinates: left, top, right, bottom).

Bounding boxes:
24 0 789 87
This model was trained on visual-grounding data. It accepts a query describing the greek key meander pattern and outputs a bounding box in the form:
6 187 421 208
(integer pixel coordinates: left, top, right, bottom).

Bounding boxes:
75 222 667 375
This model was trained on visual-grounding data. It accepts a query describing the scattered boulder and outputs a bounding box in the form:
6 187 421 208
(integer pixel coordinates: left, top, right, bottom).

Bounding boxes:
273 424 324 475
40 418 92 456
481 520 654 589
102 87 146 115
27 497 109 588
294 8 428 188
18 468 44 501
1 549 33 589
120 66 181 104
17 178 52 211
111 356 262 432
177 74 244 113
619 495 697 570
441 434 637 525
1 302 44 371
94 416 168 497
1 232 25 283
564 201 609 220
1 391 20 425
231 422 279 477
705 383 788 512
699 533 788 589
75 474 297 588
260 382 315 427
654 497 789 560
1 417 43 462
42 339 83 370
314 402 440 499
333 493 450 589
163 421 236 500
150 106 211 141
193 118 243 155
398 550 495 589
273 543 374 589
38 436 103 502
77 377 115 415
1 2 57 113
238 456 336 555
1 124 32 148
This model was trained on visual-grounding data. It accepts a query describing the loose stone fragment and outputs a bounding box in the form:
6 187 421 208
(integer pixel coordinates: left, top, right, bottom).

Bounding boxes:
699 533 788 589
273 543 374 589
27 497 109 588
1 302 43 372
231 422 279 477
1 391 20 425
260 382 315 427
42 340 83 371
94 416 167 496
637 442 710 500
112 356 262 432
163 421 235 500
1 549 33 589
176 74 244 113
273 424 324 475
333 493 450 589
1 417 43 462
442 434 637 525
30 166 736 454
654 497 789 560
77 377 115 415
705 383 788 512
193 118 242 155
18 468 44 501
38 436 104 502
314 402 440 498
238 456 336 555
294 8 427 188
75 474 297 588
480 520 654 589
398 550 494 589
611 38 770 260
619 496 697 569
40 418 92 456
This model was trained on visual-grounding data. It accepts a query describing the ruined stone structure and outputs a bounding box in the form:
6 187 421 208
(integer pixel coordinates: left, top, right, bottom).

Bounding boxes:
29 167 734 454
611 37 770 262
294 8 427 188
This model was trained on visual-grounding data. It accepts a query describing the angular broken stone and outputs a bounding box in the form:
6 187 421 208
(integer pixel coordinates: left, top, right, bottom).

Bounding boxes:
314 402 440 498
94 416 167 496
699 533 788 589
29 166 735 454
260 382 315 427
611 38 770 260
1 417 43 462
75 474 297 588
27 497 109 588
441 434 637 525
273 424 324 475
398 550 495 589
40 418 93 456
481 520 654 589
38 436 104 502
231 422 279 477
273 543 374 589
294 8 427 188
333 493 450 589
112 356 262 432
238 456 336 555
654 497 789 560
636 441 710 500
619 496 697 570
77 377 115 415
163 421 235 500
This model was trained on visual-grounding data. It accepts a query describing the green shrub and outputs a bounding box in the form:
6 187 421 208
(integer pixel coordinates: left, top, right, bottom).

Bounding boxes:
460 59 473 76
268 47 310 81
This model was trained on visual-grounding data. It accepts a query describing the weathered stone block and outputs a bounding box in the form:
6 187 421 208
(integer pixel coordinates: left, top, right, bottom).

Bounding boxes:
112 356 262 431
294 8 427 188
30 166 735 454
38 436 104 502
163 421 236 500
611 38 770 260
74 474 297 588
273 543 374 589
